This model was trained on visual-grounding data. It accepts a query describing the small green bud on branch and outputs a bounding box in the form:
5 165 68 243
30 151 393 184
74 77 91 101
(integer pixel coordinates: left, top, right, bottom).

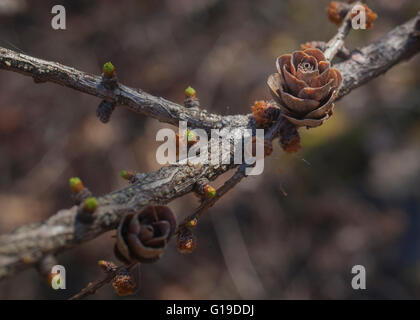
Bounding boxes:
185 86 196 97
102 62 115 78
83 197 98 213
69 177 83 193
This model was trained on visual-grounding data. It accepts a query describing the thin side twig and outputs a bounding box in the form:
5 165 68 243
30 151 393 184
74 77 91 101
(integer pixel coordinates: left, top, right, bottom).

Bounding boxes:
69 262 137 300
178 117 286 230
324 2 360 61
0 47 249 132
302 41 351 59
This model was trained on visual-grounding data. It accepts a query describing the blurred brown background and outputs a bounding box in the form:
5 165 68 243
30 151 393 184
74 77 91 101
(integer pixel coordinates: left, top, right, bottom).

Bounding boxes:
0 0 419 299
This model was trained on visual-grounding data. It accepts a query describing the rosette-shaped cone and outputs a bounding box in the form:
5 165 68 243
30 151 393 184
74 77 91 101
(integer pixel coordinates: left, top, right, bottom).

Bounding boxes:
115 205 176 263
267 48 342 128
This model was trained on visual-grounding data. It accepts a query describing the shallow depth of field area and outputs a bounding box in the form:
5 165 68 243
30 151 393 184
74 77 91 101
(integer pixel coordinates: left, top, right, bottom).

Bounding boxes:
0 0 420 299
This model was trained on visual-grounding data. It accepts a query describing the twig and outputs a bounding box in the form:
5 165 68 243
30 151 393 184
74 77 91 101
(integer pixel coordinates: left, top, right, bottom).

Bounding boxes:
179 164 248 231
336 13 420 97
178 117 287 230
69 262 137 300
324 2 360 61
302 41 351 59
0 47 249 132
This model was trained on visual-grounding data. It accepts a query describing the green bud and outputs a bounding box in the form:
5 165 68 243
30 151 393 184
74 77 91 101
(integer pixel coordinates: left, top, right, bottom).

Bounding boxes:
103 62 115 77
187 218 198 228
69 177 83 193
186 130 197 143
84 197 98 213
185 86 196 97
204 185 216 198
119 170 134 180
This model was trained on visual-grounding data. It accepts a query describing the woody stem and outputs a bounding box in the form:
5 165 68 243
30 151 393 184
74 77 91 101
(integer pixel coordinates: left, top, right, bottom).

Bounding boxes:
324 1 361 61
177 117 285 232
69 262 137 300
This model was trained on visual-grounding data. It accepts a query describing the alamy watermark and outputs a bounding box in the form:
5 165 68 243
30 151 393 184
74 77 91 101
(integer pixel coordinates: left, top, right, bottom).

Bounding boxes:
351 4 368 30
51 265 66 290
51 5 66 30
49 3 370 33
351 265 366 290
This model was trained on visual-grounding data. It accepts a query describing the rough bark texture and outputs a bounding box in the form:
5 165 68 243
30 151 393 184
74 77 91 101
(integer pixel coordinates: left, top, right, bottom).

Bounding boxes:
0 14 419 281
335 15 420 98
0 46 250 132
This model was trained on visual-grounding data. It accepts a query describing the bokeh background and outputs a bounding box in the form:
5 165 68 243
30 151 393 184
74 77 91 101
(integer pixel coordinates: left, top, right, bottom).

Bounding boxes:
0 0 419 299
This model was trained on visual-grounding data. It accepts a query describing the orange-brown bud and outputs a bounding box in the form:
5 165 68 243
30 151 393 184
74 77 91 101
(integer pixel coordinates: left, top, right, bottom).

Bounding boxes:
350 4 378 29
98 260 117 273
203 185 216 199
252 101 281 128
279 121 301 154
326 2 377 29
326 1 349 25
112 271 136 296
177 228 197 254
69 177 84 193
300 41 324 51
119 170 135 181
187 218 198 228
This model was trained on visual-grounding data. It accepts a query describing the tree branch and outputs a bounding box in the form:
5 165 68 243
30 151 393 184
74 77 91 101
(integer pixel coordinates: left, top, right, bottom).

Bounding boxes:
0 13 419 282
335 14 420 98
324 1 358 61
68 262 137 300
0 47 250 132
178 116 286 231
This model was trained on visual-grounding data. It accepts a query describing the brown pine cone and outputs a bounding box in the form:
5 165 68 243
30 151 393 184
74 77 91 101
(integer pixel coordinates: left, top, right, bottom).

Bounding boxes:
267 48 342 128
115 206 176 263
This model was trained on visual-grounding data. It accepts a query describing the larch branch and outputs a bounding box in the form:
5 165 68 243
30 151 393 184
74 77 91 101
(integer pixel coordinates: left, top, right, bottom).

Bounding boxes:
0 13 419 282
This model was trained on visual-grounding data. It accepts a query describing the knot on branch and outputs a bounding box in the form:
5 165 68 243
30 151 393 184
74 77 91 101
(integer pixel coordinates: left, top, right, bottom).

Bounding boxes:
96 100 116 123
114 206 177 264
268 48 342 128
